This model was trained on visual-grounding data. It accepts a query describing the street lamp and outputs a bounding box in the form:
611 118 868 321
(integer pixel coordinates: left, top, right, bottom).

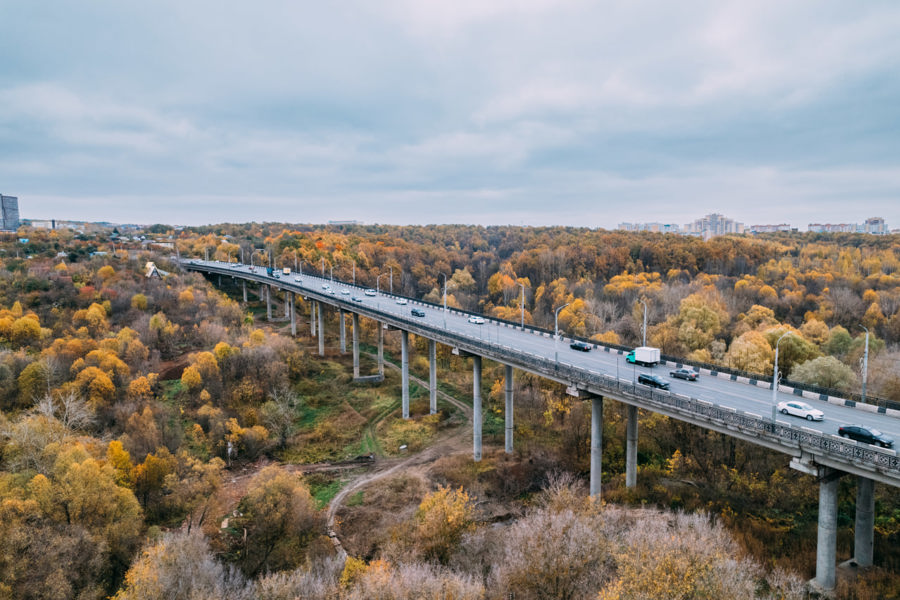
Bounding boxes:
440 273 448 328
639 298 649 347
772 331 795 421
376 273 387 294
390 266 394 294
554 302 571 362
518 282 527 328
321 258 325 277
860 325 869 403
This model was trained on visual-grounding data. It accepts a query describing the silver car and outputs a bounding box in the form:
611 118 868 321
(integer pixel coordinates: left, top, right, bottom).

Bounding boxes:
776 400 824 421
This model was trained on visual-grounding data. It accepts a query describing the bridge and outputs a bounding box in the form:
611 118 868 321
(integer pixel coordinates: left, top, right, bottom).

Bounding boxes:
184 259 900 591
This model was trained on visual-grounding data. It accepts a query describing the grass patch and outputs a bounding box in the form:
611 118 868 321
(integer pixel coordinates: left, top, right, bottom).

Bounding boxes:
346 490 364 507
305 472 344 509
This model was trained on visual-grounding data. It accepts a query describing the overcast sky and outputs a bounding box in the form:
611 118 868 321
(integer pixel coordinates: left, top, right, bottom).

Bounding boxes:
2 1 899 229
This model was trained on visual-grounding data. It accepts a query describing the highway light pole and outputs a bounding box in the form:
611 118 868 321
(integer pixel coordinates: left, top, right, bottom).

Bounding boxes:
518 282 526 327
640 298 649 347
860 325 869 403
376 273 387 294
390 266 393 294
554 302 570 362
772 331 794 422
321 258 325 277
440 273 448 329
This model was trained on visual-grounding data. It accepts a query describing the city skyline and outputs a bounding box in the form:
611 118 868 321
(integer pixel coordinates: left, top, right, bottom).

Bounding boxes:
2 2 900 227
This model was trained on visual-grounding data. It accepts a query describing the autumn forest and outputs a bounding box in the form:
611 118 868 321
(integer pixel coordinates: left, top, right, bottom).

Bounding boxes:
1 222 899 599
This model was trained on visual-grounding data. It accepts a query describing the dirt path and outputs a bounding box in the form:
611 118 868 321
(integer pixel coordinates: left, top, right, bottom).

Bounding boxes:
324 354 473 556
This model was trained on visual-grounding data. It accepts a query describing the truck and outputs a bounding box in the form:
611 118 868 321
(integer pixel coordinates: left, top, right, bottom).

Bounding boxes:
282 267 290 275
266 267 274 277
625 346 660 367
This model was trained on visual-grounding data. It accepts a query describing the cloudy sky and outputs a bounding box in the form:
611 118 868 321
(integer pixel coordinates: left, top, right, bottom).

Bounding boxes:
2 1 899 229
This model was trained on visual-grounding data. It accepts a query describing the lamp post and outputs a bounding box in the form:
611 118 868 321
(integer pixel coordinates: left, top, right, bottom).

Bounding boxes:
554 302 571 362
640 298 649 347
321 258 325 277
518 282 526 328
440 273 448 328
376 273 387 294
772 331 794 421
240 247 244 264
352 262 356 285
860 325 869 403
390 266 393 294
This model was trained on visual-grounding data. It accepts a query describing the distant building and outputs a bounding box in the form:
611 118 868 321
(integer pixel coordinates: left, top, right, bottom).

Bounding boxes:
1 194 19 231
682 213 744 239
808 217 889 234
617 222 681 233
749 223 792 233
328 220 362 226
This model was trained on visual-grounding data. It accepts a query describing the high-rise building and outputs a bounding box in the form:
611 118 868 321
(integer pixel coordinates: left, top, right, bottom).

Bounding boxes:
682 213 744 239
808 218 889 234
864 217 888 235
0 194 19 231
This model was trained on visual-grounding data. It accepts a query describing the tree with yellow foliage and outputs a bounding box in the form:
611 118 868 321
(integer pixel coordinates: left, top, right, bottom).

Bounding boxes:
412 486 475 564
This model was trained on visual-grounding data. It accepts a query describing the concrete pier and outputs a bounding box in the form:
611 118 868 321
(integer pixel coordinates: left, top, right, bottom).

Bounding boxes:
473 355 482 462
815 469 840 590
339 309 346 354
242 280 247 303
855 476 875 568
317 301 324 356
429 339 437 414
266 286 272 320
626 404 638 488
505 365 514 453
401 330 410 419
311 301 316 336
378 323 384 377
352 313 360 379
590 396 603 498
289 292 296 336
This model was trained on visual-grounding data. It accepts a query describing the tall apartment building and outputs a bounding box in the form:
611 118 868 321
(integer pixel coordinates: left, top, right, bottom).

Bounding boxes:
0 195 19 231
864 217 887 235
682 213 744 239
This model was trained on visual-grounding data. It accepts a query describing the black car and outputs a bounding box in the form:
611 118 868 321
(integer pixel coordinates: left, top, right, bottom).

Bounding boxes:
570 341 592 352
669 368 699 381
638 373 670 390
838 425 894 448
411 308 425 317
351 296 363 303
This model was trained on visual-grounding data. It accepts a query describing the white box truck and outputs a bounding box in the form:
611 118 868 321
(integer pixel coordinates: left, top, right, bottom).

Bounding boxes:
626 346 660 367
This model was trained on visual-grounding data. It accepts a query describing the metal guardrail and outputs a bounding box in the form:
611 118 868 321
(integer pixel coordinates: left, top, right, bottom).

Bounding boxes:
186 261 900 481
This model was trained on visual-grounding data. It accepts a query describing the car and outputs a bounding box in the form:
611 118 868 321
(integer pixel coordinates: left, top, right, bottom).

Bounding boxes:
838 425 894 448
570 341 592 352
329 289 336 295
352 296 363 303
669 368 699 381
294 277 302 282
396 298 408 305
637 373 670 390
248 266 255 272
364 289 377 296
776 400 824 421
467 315 485 324
341 289 350 295
411 308 425 317
322 284 330 290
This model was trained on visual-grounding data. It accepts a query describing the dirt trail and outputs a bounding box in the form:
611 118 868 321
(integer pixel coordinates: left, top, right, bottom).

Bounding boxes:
325 355 473 556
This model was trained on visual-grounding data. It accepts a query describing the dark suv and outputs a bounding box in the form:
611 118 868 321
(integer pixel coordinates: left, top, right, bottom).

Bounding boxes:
838 425 894 448
637 373 670 390
411 308 425 317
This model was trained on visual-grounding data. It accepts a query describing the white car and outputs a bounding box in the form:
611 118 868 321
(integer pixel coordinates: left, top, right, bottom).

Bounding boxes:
322 284 330 290
341 289 350 295
396 298 408 305
467 315 485 324
364 289 377 296
776 400 824 421
294 277 302 282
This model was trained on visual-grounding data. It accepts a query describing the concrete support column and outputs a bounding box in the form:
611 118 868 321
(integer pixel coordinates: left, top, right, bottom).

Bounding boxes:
590 396 603 498
242 280 247 303
311 301 316 336
266 286 272 321
317 301 325 357
504 365 514 454
429 339 437 414
259 284 264 301
339 309 346 354
289 292 296 337
352 313 360 379
284 291 290 318
625 404 638 488
401 330 410 419
377 323 384 377
855 476 875 568
473 355 482 462
815 469 840 591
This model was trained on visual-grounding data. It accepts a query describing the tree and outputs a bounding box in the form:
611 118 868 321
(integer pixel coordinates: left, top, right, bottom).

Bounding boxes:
10 315 42 348
789 356 858 392
725 331 774 375
230 466 319 576
411 486 475 565
113 531 252 600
